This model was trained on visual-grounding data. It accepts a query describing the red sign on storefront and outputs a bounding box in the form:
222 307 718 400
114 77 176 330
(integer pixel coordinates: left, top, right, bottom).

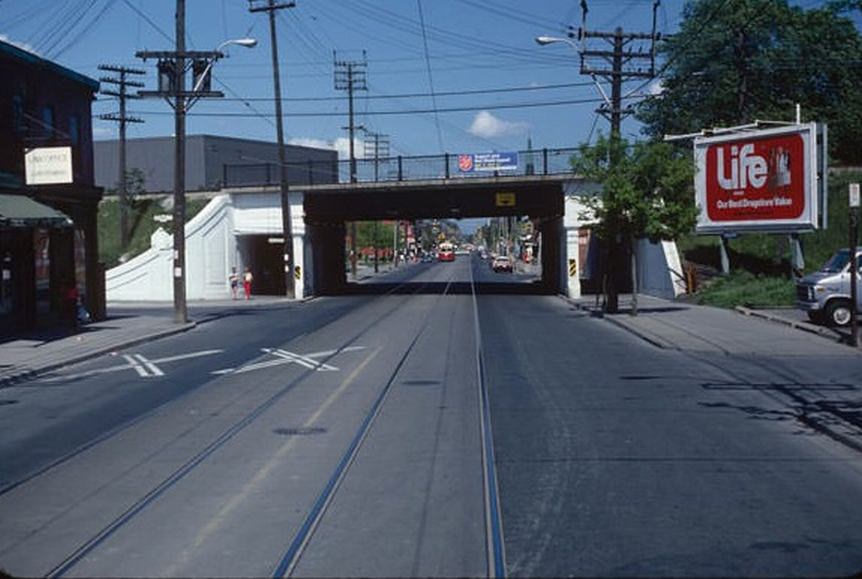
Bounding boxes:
694 124 819 233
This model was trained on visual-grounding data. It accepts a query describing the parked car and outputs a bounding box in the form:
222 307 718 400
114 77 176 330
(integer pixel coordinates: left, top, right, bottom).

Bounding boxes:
796 246 862 327
491 255 513 273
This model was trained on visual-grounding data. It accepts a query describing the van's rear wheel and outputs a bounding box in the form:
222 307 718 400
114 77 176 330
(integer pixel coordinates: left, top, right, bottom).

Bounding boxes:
825 300 852 327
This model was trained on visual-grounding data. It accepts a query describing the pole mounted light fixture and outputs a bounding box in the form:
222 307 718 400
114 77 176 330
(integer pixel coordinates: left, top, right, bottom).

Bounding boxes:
136 0 258 323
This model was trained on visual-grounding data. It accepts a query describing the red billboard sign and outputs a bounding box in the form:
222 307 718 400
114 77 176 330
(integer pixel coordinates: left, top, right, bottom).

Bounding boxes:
694 124 819 233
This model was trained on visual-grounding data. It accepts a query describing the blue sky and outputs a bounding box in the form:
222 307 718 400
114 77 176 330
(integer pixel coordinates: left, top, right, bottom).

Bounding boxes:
3 0 686 158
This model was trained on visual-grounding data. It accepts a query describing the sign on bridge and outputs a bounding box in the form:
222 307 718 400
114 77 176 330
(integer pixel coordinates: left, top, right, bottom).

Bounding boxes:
458 152 519 173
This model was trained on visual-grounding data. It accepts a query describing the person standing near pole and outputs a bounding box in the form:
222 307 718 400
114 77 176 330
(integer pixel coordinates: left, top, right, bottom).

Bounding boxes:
243 267 253 300
229 267 239 300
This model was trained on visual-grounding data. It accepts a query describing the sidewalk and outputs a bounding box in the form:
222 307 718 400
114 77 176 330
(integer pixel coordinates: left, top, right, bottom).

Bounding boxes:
567 293 861 352
0 296 294 387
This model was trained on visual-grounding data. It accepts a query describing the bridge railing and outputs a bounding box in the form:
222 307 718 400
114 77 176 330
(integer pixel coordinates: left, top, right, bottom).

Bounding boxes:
222 147 580 188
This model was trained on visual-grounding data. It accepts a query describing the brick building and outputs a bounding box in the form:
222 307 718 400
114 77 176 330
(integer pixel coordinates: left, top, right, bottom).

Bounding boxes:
0 39 103 335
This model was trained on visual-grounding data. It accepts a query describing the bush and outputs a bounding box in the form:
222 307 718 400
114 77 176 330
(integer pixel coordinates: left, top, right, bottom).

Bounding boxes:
695 271 796 309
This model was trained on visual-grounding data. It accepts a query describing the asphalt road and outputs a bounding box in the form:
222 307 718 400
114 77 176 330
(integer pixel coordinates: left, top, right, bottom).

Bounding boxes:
1 255 861 577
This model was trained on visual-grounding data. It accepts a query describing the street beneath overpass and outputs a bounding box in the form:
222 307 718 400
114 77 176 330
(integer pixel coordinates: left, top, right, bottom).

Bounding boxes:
1 256 861 577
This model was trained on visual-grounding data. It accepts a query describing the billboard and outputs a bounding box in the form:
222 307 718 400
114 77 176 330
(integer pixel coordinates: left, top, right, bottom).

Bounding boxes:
694 124 819 233
25 146 73 185
458 152 519 173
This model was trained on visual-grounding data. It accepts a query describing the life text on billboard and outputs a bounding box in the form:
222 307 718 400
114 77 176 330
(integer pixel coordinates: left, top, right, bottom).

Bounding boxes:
24 146 74 186
458 152 519 173
694 124 819 234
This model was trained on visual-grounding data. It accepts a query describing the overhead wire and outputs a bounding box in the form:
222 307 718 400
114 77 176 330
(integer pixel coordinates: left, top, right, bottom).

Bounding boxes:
416 0 445 152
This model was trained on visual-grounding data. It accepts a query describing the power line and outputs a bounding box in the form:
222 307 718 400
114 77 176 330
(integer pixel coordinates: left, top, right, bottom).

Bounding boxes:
416 0 444 152
130 94 639 118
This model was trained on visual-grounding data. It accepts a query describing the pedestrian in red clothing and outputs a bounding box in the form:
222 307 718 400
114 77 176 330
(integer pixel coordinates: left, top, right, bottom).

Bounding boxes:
243 268 253 300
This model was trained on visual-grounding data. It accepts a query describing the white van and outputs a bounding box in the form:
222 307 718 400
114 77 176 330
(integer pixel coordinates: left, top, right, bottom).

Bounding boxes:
796 247 862 327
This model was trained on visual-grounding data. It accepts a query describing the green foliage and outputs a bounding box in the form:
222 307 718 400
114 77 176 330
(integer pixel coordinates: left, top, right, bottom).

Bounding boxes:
637 0 862 164
572 135 698 243
677 169 862 275
98 196 211 268
695 270 796 308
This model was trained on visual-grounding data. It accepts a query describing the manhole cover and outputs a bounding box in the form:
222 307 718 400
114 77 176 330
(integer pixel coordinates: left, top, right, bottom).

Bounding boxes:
273 427 327 436
402 380 441 386
0 400 19 406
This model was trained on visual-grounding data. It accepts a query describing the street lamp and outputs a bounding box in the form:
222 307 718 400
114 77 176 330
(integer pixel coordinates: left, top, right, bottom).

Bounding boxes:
191 38 258 94
534 35 578 49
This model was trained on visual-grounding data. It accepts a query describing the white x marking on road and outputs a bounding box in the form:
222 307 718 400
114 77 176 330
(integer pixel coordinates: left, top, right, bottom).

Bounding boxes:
40 349 223 382
211 346 365 376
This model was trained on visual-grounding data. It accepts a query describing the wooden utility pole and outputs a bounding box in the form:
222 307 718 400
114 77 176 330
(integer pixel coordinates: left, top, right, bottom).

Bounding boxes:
98 65 145 251
334 52 367 280
136 0 227 323
575 0 660 315
249 0 296 298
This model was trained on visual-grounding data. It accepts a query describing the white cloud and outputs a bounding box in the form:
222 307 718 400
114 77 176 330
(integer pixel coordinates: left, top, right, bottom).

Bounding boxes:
93 126 115 140
0 34 40 56
468 111 529 139
289 137 361 160
648 78 664 96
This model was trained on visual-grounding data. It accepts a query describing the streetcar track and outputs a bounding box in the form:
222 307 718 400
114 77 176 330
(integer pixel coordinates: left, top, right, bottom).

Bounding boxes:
0 281 426 500
470 258 507 578
272 268 461 577
30 278 435 577
9 263 500 578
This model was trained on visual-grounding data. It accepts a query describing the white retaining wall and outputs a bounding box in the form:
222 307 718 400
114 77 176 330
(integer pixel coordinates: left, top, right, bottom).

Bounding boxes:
106 192 308 301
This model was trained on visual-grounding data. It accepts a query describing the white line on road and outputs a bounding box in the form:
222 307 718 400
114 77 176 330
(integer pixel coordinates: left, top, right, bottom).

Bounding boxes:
135 354 164 377
210 346 365 376
39 349 224 382
151 349 224 364
123 355 149 377
271 349 339 372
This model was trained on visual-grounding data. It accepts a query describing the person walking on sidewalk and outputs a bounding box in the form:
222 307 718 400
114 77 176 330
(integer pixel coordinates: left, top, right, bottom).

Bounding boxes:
243 267 253 300
229 267 239 300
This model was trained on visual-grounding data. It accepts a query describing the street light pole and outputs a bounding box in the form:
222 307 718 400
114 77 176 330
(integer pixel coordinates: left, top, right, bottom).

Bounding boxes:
137 3 255 323
173 0 187 324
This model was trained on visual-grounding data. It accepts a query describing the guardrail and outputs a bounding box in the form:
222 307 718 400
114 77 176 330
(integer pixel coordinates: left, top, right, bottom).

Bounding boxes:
223 147 580 188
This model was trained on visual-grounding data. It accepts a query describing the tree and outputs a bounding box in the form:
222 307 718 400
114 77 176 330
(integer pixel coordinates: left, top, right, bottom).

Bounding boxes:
572 136 698 314
637 0 862 164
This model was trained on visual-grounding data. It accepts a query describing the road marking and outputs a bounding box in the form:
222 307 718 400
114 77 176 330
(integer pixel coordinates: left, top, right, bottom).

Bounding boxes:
135 354 164 377
211 346 365 376
40 349 224 382
123 355 149 377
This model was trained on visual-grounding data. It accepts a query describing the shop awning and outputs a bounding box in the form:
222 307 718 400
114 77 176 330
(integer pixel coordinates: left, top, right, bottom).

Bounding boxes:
0 194 72 228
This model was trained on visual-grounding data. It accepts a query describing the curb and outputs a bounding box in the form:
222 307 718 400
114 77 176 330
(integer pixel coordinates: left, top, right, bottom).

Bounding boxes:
734 306 846 343
0 322 197 388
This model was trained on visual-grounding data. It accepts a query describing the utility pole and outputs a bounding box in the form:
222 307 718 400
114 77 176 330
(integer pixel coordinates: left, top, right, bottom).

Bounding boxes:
249 0 296 298
574 0 659 315
364 131 389 273
136 0 230 323
98 65 145 252
850 183 860 348
335 52 367 280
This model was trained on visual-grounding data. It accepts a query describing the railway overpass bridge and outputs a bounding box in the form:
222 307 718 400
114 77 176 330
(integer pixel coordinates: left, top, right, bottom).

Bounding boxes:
106 149 685 301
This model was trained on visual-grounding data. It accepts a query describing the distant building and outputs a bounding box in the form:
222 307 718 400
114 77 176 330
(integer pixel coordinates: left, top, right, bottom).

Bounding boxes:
94 135 338 194
0 39 103 335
